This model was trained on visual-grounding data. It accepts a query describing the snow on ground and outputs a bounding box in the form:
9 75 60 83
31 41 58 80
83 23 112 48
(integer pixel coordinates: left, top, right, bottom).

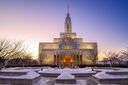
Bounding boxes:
34 77 88 85
1 67 128 85
38 67 95 74
33 77 51 85
57 72 75 79
0 67 40 79
0 71 40 79
94 68 128 79
55 80 87 85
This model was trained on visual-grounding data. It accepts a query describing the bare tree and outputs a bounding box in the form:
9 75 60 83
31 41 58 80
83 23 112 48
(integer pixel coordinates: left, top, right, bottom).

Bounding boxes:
105 52 123 65
19 52 33 66
0 38 26 68
105 52 114 65
0 57 4 68
8 52 38 66
122 47 128 58
121 47 128 65
38 54 43 65
115 53 124 65
87 50 98 65
38 53 47 65
102 57 109 64
31 60 38 65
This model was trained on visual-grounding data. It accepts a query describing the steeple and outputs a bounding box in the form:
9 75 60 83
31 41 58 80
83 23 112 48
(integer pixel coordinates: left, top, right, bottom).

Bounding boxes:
65 4 72 33
67 4 69 14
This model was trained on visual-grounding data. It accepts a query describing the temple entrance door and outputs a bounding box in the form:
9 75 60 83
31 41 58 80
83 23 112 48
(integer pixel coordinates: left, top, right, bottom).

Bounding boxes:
64 55 72 67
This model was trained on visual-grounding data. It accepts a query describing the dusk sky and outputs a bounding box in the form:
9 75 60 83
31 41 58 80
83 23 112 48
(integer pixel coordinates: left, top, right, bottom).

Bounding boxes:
0 0 128 60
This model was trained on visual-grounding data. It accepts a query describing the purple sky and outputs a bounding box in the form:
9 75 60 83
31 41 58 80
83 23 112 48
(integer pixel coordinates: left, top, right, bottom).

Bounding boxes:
0 0 128 60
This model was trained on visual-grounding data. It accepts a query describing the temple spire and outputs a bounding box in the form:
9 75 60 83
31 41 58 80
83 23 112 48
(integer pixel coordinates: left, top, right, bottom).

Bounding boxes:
65 4 72 33
67 4 69 14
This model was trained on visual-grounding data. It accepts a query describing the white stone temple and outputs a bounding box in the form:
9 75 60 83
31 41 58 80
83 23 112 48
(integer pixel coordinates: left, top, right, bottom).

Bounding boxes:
39 4 98 67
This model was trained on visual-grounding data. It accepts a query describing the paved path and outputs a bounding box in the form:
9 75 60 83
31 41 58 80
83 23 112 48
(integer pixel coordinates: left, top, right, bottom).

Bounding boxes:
34 77 97 85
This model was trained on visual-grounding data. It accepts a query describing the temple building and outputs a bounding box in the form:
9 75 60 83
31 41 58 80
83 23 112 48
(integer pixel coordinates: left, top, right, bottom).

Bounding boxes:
39 5 98 67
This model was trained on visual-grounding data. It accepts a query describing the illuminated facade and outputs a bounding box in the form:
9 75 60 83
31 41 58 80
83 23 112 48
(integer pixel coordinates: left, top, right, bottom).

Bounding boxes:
39 5 98 67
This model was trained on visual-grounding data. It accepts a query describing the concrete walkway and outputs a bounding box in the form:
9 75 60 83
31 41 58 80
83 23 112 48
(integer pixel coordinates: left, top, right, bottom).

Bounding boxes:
34 77 97 85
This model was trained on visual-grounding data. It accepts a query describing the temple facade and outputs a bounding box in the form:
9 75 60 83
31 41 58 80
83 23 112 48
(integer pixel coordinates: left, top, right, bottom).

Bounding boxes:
39 5 98 67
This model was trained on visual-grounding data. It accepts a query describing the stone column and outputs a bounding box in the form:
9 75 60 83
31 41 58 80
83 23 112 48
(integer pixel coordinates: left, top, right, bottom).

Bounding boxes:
57 53 60 66
55 52 57 65
63 54 64 67
60 54 62 67
79 51 82 65
74 55 75 67
75 54 77 68
78 55 80 65
55 55 57 65
58 53 61 68
72 54 74 67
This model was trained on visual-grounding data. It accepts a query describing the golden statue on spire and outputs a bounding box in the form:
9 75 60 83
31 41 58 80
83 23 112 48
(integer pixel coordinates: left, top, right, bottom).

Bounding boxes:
65 3 71 33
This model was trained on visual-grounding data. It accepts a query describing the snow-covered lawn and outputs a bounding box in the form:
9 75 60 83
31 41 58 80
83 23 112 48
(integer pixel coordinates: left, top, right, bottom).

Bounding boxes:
0 67 128 85
92 68 128 85
38 67 94 73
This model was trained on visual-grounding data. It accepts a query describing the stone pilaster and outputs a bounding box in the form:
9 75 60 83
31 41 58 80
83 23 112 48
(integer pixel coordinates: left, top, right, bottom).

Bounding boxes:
78 55 80 65
59 53 61 68
75 54 77 68
63 54 64 67
55 52 57 65
56 55 57 65
72 54 74 67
